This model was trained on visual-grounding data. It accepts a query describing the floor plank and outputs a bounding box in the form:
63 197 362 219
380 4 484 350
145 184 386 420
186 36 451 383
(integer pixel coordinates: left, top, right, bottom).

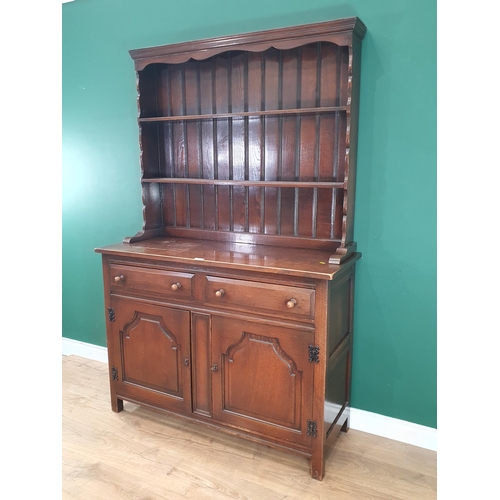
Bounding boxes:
62 355 436 499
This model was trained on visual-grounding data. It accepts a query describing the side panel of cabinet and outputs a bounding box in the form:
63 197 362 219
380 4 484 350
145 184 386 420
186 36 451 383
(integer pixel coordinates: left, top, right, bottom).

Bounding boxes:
324 269 355 439
211 316 314 447
107 296 192 414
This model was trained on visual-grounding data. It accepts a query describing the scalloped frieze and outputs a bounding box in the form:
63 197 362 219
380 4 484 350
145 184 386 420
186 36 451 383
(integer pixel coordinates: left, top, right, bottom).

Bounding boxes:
130 17 366 70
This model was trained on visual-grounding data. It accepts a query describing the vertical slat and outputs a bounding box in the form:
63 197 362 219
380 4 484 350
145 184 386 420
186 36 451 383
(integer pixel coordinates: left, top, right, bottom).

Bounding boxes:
170 66 187 226
316 43 337 238
293 185 299 237
184 61 201 228
280 48 298 236
333 46 349 240
330 188 336 239
181 66 190 228
312 188 318 241
263 49 280 235
277 51 283 235
228 55 234 231
298 44 318 238
154 66 162 183
260 52 266 234
334 46 342 181
334 115 341 172
244 53 250 232
197 63 204 229
163 66 174 177
165 67 177 226
336 46 349 182
334 188 344 240
214 55 230 231
297 43 317 238
230 52 246 232
246 52 263 234
294 48 303 237
312 43 322 238
330 111 341 239
169 67 177 226
154 64 175 226
212 58 219 231
330 46 342 238
339 45 350 106
199 59 215 229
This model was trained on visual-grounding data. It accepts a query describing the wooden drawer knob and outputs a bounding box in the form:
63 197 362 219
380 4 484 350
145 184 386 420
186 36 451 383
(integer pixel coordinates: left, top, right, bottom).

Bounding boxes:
215 289 225 298
114 275 125 283
286 298 297 309
171 283 182 291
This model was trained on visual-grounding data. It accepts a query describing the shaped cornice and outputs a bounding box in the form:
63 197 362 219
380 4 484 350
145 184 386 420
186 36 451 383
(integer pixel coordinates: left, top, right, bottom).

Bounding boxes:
130 17 366 70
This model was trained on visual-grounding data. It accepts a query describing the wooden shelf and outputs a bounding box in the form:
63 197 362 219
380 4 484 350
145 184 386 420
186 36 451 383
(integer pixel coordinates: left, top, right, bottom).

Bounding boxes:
131 23 361 251
141 178 345 189
138 106 348 123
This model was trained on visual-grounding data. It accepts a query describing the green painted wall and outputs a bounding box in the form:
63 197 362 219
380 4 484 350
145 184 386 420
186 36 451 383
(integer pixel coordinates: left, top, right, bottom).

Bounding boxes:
63 0 436 428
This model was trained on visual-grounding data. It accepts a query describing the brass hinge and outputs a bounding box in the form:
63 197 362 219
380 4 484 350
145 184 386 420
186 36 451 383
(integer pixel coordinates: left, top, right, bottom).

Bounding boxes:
308 345 319 363
307 420 318 437
108 307 115 322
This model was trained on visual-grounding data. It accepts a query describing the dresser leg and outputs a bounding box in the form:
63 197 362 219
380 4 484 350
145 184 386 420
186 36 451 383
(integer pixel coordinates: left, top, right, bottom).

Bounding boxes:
310 451 325 481
111 397 123 413
341 416 350 433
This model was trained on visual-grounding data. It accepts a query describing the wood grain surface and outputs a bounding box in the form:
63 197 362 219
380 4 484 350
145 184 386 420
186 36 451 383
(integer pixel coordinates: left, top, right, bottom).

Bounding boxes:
62 355 436 499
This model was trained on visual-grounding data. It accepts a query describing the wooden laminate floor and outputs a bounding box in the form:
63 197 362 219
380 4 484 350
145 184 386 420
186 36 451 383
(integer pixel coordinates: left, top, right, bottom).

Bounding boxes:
62 355 436 500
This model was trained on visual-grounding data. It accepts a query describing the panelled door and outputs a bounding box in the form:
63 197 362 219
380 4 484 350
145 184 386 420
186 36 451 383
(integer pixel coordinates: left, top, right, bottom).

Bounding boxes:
211 316 315 447
107 296 192 414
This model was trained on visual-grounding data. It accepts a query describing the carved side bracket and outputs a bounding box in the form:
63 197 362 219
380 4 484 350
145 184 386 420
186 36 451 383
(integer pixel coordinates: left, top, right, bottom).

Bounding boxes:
123 227 165 244
328 242 357 265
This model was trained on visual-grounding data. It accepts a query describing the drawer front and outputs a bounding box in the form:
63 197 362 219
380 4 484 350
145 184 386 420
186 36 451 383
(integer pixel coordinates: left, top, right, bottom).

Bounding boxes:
109 264 194 300
205 276 315 319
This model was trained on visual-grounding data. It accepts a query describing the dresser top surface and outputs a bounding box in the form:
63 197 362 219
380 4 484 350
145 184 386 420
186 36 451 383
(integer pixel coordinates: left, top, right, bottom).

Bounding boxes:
95 237 360 280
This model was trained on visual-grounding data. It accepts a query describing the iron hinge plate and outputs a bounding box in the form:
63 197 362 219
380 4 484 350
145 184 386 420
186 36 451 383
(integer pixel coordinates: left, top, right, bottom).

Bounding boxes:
307 419 318 437
308 345 320 363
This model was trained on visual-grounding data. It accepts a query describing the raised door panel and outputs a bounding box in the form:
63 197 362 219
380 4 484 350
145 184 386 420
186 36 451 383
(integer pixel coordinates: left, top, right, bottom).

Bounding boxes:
109 296 192 414
211 316 314 448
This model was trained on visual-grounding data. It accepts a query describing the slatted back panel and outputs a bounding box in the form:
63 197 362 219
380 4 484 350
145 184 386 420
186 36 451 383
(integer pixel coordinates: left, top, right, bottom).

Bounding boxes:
138 42 349 248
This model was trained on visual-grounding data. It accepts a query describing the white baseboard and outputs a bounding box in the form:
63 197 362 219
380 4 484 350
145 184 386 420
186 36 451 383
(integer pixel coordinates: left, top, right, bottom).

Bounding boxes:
62 337 108 363
348 407 436 451
62 337 437 452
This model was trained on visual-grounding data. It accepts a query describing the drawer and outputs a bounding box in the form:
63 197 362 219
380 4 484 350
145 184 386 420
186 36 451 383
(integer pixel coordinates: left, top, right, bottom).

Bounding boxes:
205 276 315 319
109 264 194 300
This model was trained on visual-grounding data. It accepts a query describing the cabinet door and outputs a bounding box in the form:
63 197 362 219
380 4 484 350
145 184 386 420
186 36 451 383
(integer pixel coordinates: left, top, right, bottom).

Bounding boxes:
211 316 314 447
108 296 191 414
